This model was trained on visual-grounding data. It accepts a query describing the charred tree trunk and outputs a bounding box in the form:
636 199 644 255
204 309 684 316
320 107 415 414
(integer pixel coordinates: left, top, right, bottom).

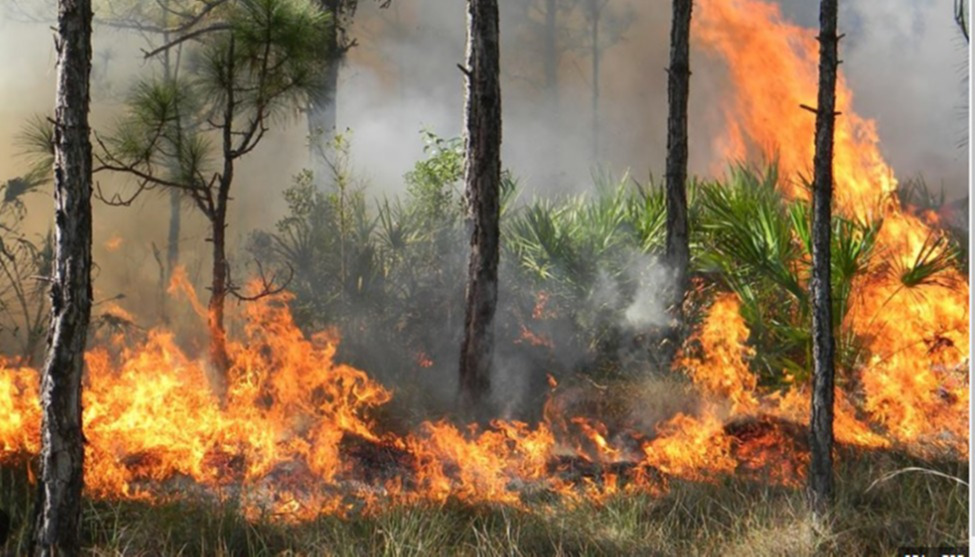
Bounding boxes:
809 0 839 517
458 0 502 419
33 0 94 554
207 39 238 403
665 0 692 345
309 0 341 166
207 201 230 402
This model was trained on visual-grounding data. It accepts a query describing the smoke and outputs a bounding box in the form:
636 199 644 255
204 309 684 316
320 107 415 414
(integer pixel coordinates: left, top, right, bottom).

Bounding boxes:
340 0 968 199
0 0 965 250
0 0 966 206
0 0 967 407
840 1 970 198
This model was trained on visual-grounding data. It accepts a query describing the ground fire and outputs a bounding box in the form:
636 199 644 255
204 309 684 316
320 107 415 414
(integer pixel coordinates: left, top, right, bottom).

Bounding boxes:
0 0 968 525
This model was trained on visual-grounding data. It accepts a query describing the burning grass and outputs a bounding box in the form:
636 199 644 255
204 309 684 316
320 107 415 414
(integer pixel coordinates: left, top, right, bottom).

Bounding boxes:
0 285 966 547
0 0 968 552
0 445 966 556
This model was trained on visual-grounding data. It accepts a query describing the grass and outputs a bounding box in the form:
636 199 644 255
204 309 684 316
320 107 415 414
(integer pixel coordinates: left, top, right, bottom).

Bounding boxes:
0 446 966 556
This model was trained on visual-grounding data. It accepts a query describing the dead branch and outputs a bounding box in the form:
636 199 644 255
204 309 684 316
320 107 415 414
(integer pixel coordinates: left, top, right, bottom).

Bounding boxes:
228 260 294 302
94 181 149 207
142 22 232 59
799 103 841 117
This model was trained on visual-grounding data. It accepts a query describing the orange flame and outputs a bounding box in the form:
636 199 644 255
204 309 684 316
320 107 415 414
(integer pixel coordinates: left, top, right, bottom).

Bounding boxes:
0 0 966 519
103 234 124 252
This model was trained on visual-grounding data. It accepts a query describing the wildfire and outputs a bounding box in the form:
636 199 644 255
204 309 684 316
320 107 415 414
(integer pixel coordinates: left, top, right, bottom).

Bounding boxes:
0 0 966 521
104 234 124 252
695 0 968 457
694 0 898 219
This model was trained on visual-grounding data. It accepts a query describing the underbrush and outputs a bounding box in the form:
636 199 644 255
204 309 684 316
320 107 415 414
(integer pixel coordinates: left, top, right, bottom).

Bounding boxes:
1 447 965 556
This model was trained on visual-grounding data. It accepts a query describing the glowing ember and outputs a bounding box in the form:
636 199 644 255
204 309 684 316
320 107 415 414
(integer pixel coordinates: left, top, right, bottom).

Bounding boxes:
517 324 555 349
104 234 124 252
415 351 434 368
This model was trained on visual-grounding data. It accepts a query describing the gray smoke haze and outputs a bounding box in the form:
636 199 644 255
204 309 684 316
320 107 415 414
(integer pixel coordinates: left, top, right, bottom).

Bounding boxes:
340 0 969 199
0 0 968 351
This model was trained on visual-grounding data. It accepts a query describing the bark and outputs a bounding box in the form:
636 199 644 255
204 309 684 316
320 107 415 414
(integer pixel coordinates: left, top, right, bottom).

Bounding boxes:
162 2 180 325
309 0 341 167
207 201 230 402
33 0 94 554
160 11 183 324
543 0 558 104
166 188 181 282
158 188 181 324
541 0 559 173
589 0 601 161
207 43 238 401
204 37 239 403
458 0 502 418
809 0 839 517
665 0 692 324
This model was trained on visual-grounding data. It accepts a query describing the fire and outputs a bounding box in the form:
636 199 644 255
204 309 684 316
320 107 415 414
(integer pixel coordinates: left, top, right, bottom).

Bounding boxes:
103 234 124 252
517 324 555 349
677 293 758 413
0 0 966 520
694 0 897 219
644 412 735 480
0 357 40 458
694 0 968 456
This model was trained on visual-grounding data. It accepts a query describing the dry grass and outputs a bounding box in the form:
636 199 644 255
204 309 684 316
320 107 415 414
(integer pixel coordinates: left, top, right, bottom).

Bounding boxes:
0 444 966 556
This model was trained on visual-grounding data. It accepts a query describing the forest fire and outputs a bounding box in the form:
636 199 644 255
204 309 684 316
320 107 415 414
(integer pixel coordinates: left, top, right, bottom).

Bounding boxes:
0 0 967 526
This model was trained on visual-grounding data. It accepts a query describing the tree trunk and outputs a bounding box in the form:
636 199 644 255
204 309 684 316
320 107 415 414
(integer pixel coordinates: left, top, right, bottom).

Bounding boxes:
207 206 230 402
458 0 502 419
207 142 234 403
209 39 237 402
33 0 94 554
309 0 341 168
665 0 692 334
161 1 180 326
166 189 181 279
541 0 559 177
162 188 181 322
543 0 558 105
809 0 839 518
589 0 600 162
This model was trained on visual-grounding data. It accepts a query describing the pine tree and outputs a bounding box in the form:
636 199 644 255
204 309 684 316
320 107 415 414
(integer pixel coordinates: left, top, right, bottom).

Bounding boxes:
809 0 840 517
33 0 94 553
458 0 502 418
665 0 692 352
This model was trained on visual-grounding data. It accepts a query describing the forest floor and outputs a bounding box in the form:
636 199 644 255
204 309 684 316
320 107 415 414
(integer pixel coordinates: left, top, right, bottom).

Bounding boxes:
0 444 966 556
